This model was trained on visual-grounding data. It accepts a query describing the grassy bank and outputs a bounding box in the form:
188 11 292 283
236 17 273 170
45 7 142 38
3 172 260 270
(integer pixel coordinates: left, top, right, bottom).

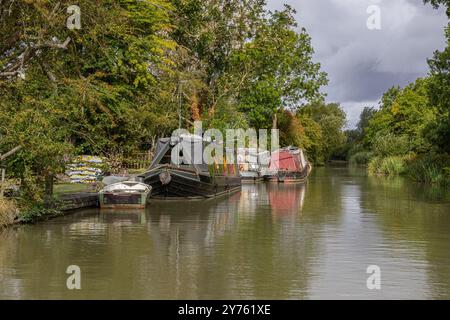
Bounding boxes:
0 198 65 227
0 183 99 228
364 153 450 186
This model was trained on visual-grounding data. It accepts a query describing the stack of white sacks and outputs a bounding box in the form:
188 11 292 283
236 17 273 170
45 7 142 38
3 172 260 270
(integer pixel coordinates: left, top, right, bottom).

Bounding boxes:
66 155 105 184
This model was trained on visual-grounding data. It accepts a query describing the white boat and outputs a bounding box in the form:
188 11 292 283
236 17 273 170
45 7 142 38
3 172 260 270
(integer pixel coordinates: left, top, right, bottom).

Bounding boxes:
238 148 271 183
98 181 152 209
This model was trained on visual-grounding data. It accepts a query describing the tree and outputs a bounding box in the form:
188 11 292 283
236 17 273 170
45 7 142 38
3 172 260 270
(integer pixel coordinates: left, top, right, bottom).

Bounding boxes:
169 0 267 120
423 0 450 15
297 102 347 163
364 78 438 157
0 0 176 201
0 1 71 79
226 6 328 130
424 0 450 152
357 107 377 137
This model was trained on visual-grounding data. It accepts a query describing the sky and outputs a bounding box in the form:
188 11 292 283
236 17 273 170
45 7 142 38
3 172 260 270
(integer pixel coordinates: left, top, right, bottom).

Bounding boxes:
266 0 448 128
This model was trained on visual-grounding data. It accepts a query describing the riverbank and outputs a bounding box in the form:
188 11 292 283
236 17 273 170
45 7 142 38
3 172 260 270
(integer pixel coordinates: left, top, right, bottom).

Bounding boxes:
2 159 448 229
349 151 450 186
0 189 98 228
367 155 450 186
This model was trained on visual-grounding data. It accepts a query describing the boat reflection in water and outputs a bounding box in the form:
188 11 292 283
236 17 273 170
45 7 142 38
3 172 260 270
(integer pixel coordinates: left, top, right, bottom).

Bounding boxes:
149 193 241 246
239 183 306 219
267 183 306 218
98 209 147 225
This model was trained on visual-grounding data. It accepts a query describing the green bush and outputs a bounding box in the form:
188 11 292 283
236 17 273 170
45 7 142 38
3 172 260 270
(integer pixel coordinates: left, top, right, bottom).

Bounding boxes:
18 203 62 223
372 132 411 157
349 151 373 166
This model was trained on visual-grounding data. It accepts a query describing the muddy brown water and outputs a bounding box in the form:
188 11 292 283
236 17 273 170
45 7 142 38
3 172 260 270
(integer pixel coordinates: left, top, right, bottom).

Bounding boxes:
1 167 449 299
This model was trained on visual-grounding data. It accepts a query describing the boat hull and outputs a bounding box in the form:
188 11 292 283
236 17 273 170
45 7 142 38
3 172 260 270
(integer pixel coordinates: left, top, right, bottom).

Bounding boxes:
241 176 264 184
240 171 264 184
265 164 312 184
99 191 151 209
140 166 242 200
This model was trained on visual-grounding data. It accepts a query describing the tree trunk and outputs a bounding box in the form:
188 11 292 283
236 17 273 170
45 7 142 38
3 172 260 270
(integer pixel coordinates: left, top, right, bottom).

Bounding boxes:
272 112 278 130
44 173 54 206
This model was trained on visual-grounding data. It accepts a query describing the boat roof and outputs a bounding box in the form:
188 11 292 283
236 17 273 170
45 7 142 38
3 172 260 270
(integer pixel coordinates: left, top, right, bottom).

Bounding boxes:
150 136 224 172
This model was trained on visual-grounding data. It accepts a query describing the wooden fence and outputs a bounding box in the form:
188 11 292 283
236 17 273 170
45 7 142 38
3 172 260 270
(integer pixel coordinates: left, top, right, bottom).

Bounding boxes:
122 152 153 171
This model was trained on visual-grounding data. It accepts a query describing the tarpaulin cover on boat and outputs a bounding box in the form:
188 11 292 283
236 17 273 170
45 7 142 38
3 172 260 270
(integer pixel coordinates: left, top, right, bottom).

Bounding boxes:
269 148 305 172
150 136 212 173
150 138 172 168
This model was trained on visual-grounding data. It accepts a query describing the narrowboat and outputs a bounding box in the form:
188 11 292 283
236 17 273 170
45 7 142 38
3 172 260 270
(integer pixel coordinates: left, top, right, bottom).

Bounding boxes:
264 147 312 183
98 181 152 209
238 148 270 183
138 135 242 200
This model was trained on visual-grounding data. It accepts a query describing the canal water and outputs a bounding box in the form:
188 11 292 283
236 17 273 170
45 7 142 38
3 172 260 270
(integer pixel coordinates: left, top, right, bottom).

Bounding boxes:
1 167 449 299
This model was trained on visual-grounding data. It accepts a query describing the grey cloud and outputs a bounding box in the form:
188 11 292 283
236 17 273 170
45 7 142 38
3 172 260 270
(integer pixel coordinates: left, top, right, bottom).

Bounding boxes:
266 0 448 127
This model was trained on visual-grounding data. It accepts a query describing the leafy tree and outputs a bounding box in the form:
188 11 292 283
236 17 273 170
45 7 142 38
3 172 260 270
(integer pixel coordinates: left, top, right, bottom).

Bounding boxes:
169 0 267 119
423 0 450 15
0 0 331 205
297 102 347 163
278 110 306 148
227 6 328 129
424 0 450 152
357 107 377 136
343 106 377 161
169 3 328 132
366 79 437 154
0 0 176 199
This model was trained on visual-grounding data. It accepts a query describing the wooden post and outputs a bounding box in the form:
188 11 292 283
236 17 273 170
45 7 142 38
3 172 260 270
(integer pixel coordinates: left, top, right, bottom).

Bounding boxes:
44 173 54 207
0 167 5 198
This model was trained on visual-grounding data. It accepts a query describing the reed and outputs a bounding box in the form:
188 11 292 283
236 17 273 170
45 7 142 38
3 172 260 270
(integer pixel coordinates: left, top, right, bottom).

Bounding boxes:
406 157 450 186
0 198 17 228
368 156 406 176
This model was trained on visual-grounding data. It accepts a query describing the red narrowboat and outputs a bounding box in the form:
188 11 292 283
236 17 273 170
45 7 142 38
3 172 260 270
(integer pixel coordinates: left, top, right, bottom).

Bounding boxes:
265 147 312 183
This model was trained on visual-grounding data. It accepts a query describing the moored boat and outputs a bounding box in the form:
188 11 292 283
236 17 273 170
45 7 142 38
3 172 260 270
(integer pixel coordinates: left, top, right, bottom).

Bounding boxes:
138 135 242 200
264 147 312 183
98 181 152 209
238 148 270 183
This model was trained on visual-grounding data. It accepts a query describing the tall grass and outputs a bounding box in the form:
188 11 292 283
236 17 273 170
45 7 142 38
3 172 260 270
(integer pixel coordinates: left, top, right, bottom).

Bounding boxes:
406 155 450 186
367 152 450 186
0 198 18 228
368 156 406 176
